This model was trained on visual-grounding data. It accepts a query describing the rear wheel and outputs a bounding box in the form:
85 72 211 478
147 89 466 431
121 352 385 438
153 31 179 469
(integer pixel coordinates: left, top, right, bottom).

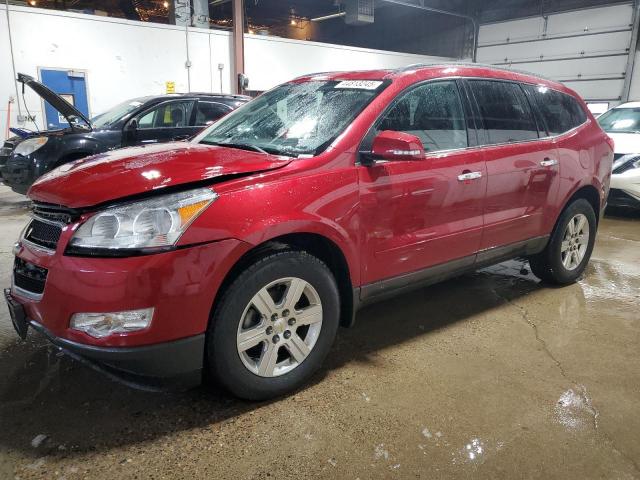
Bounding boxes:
206 250 340 400
528 198 597 285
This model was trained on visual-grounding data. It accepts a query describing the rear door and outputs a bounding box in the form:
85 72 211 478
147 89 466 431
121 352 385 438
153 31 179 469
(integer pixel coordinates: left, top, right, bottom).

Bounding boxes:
466 79 560 250
194 100 233 129
129 99 197 145
358 80 486 287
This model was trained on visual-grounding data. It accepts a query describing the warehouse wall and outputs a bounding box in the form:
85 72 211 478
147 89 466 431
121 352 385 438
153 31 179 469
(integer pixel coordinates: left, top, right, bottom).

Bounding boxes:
477 3 635 105
0 4 450 140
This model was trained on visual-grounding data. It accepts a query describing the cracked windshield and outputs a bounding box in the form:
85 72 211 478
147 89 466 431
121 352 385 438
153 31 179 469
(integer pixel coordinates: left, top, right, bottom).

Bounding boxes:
195 80 386 157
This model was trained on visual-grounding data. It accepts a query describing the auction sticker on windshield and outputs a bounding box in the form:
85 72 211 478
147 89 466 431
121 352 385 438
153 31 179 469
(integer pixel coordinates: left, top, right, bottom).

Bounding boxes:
334 80 383 90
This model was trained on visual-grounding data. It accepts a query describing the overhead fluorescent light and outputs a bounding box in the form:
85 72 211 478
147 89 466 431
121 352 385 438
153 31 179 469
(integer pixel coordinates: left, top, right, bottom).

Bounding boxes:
311 12 346 22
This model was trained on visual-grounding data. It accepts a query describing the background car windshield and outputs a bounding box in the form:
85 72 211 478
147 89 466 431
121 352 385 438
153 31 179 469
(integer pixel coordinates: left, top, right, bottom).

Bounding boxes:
598 107 640 133
92 99 145 128
195 80 384 156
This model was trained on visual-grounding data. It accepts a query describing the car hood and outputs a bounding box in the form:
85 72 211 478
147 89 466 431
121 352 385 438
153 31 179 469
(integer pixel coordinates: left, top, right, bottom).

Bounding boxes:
28 142 293 208
18 73 92 132
606 131 640 155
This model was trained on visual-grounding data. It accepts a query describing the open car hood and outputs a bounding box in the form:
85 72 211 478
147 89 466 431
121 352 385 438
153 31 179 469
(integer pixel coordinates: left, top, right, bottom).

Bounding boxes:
18 73 92 132
28 142 293 208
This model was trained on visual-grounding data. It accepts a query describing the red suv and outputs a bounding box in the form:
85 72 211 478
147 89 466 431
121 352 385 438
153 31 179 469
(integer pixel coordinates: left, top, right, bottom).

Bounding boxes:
5 64 613 400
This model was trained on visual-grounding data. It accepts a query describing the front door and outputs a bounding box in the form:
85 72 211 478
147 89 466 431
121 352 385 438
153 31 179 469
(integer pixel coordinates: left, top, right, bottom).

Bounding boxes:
127 99 197 146
358 80 486 287
40 69 89 130
466 79 560 250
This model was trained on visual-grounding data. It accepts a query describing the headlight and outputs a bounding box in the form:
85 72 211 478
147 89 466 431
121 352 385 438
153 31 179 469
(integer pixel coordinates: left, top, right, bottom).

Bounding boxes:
13 137 48 156
68 188 217 253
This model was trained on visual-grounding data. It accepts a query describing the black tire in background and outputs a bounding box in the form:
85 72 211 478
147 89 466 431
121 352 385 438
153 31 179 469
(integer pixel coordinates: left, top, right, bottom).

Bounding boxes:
206 250 340 400
529 198 597 285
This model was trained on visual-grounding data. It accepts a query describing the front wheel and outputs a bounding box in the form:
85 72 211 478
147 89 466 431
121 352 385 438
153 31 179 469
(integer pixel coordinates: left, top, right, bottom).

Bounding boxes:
206 250 340 400
528 198 597 285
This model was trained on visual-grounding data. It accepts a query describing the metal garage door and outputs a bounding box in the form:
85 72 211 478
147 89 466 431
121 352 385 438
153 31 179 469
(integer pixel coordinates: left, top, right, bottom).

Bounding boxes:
477 3 634 105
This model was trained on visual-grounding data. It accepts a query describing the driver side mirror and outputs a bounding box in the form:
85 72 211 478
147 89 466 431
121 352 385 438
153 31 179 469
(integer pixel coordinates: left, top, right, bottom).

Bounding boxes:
367 130 425 164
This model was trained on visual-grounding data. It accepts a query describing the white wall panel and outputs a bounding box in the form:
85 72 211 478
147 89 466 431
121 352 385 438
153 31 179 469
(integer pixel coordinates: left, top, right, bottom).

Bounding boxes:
479 4 633 45
244 35 448 92
477 31 631 63
478 3 634 101
0 4 451 140
478 17 544 45
546 4 633 36
501 56 628 81
563 79 625 100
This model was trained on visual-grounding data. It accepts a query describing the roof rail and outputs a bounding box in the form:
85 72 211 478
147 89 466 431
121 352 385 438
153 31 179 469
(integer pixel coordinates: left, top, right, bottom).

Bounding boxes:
396 62 558 84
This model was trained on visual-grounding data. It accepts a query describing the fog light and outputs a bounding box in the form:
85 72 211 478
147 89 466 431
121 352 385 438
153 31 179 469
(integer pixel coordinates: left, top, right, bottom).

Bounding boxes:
70 308 154 338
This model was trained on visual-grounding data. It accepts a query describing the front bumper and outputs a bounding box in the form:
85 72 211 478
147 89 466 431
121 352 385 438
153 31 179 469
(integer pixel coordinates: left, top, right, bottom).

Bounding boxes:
609 169 640 209
5 289 204 390
0 154 35 194
8 234 251 389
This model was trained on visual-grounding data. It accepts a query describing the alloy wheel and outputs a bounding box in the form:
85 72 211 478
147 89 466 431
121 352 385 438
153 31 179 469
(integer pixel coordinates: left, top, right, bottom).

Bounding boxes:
561 213 590 271
236 277 323 377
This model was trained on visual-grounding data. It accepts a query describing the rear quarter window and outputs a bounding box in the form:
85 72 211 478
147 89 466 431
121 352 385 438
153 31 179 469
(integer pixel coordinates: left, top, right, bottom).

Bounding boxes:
525 86 587 136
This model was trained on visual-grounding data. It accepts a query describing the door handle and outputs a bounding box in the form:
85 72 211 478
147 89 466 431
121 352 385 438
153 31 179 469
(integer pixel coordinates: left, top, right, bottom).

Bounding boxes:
540 158 558 167
457 171 483 182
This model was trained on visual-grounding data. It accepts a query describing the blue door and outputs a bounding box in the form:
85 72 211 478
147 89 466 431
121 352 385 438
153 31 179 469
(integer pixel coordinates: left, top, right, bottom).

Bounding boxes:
40 69 89 129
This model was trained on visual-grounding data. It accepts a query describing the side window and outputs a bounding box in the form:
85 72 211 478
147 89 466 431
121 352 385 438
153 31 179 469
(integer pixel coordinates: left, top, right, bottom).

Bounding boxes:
376 81 468 152
527 86 587 136
468 80 539 144
194 102 231 126
137 100 195 129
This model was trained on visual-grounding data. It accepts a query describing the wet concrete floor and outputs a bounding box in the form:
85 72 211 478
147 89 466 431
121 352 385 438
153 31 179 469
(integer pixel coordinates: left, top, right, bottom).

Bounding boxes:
0 184 638 479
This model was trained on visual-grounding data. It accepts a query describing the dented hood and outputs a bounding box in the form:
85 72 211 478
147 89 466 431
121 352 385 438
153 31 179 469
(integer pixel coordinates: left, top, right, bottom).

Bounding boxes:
28 142 292 208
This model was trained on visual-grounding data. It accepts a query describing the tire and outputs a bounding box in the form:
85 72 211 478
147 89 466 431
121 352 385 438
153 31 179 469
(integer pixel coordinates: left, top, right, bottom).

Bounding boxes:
206 250 340 400
528 198 597 285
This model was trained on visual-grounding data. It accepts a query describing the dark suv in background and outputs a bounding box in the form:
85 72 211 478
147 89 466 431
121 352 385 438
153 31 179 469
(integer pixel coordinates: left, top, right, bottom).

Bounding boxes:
0 73 249 194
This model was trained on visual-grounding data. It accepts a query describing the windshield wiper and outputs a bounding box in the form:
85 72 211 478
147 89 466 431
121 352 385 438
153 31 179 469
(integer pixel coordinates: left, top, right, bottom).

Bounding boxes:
203 141 268 154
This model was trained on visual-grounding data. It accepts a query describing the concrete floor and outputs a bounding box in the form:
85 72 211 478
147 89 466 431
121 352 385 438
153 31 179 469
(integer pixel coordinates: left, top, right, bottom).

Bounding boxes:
0 184 638 480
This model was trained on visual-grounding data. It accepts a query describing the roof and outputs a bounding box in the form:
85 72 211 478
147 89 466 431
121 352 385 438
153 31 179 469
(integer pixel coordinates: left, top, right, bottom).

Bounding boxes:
294 62 567 92
141 93 251 102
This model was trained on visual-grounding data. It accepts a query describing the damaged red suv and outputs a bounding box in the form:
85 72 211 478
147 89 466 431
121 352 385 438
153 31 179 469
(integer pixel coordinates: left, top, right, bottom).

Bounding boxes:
5 64 613 400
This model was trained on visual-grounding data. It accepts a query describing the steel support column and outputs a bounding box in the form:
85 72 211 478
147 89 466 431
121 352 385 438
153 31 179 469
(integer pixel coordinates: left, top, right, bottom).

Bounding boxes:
232 0 245 94
621 0 640 102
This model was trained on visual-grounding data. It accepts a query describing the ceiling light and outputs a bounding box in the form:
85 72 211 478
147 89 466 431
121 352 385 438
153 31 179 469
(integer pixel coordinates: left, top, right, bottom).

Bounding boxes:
29 0 36 5
163 1 168 7
310 12 345 22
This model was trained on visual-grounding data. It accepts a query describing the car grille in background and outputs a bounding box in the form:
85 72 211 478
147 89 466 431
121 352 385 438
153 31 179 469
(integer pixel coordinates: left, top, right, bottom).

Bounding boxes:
13 257 48 295
613 153 625 162
612 159 638 175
